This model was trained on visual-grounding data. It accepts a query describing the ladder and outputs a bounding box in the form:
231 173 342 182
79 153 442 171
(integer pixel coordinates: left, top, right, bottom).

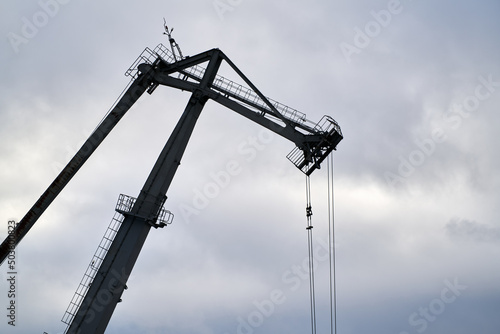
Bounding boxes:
61 194 173 331
61 210 123 329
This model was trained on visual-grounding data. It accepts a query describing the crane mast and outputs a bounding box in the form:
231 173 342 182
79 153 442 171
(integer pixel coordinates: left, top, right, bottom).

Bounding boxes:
0 41 342 334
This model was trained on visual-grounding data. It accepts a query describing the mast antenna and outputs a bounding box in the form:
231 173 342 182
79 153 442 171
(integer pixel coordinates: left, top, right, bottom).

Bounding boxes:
163 18 184 61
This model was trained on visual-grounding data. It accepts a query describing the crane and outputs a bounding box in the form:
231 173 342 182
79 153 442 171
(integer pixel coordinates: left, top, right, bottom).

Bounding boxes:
0 33 342 334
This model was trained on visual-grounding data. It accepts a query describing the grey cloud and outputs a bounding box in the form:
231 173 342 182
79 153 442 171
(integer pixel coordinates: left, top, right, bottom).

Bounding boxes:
446 218 500 243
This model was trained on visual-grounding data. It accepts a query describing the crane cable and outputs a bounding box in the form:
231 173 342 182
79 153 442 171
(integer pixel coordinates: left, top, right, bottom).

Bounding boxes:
305 153 338 334
327 153 338 334
305 175 317 334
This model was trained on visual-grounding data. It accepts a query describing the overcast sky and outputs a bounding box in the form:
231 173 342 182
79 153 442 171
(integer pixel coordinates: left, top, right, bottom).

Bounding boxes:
1 0 499 333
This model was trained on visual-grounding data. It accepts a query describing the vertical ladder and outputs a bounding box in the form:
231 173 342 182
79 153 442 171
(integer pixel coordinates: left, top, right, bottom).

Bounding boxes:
61 195 134 330
61 193 173 331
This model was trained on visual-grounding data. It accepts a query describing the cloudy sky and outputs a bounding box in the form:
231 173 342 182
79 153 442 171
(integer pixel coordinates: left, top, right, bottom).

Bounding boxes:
1 0 499 333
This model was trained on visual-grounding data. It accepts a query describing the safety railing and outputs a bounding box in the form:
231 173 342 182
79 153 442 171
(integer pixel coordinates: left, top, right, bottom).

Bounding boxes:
61 200 126 330
126 44 315 128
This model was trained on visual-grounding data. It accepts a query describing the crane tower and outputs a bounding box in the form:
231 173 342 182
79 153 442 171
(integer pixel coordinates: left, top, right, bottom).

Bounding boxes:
0 31 342 333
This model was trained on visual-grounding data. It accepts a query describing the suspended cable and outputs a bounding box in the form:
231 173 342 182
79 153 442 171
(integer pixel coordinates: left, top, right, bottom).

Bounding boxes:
305 175 317 334
327 153 338 334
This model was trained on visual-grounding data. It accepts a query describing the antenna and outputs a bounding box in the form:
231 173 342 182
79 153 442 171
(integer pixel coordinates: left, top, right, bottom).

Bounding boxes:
163 18 184 61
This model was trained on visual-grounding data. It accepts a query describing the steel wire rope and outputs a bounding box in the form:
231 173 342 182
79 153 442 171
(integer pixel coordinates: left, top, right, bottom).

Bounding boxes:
305 175 317 334
327 153 338 334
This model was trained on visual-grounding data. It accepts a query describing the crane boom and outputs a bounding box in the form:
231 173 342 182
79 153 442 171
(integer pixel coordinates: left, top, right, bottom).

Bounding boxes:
0 43 342 333
132 44 342 173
